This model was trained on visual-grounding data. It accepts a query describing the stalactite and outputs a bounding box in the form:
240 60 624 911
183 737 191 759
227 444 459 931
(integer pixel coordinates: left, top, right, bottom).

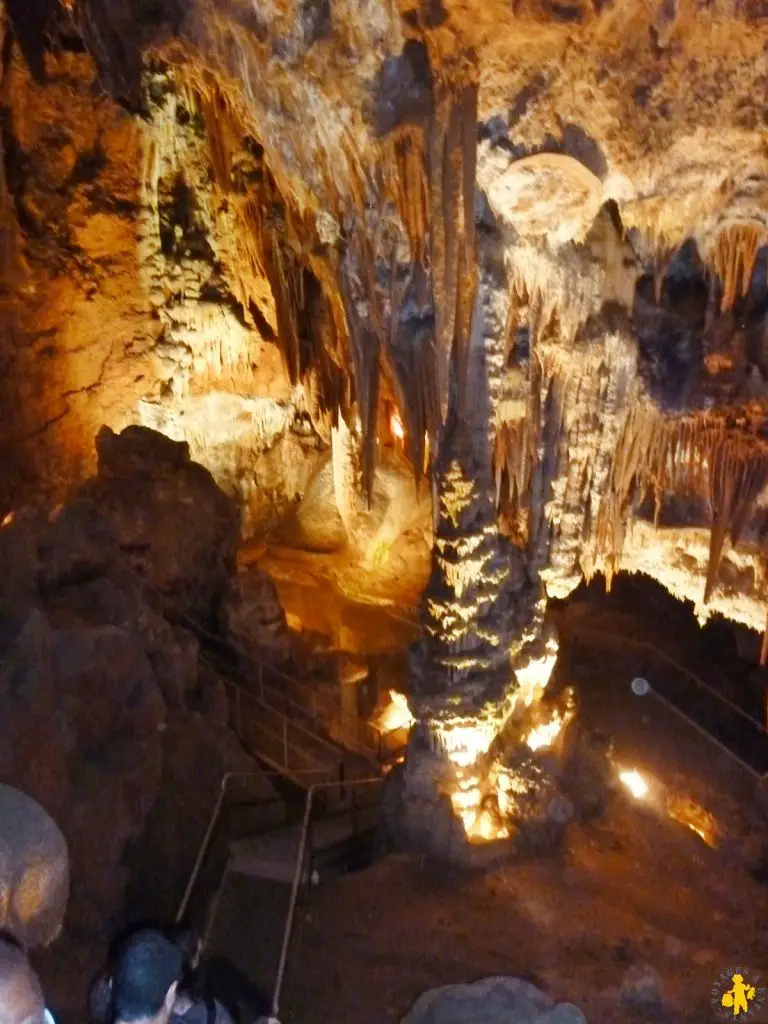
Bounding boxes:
505 210 637 352
705 223 763 313
428 80 479 419
591 406 768 604
387 127 429 268
653 247 676 303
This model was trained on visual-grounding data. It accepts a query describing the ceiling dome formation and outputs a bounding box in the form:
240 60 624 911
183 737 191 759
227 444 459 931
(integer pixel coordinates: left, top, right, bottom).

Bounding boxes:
484 152 604 247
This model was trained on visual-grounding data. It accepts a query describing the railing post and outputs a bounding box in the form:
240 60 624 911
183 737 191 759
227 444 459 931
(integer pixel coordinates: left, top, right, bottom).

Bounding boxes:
176 773 230 925
272 785 316 1020
339 758 346 803
283 718 289 771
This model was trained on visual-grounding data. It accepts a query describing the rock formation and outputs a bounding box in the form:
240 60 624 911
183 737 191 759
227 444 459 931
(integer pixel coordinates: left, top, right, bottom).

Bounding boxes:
2 1 768 856
401 976 587 1024
0 784 69 949
0 426 278 940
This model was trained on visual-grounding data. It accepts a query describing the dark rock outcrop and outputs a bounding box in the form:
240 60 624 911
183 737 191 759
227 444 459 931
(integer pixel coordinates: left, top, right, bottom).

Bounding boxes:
76 425 240 624
0 425 280 943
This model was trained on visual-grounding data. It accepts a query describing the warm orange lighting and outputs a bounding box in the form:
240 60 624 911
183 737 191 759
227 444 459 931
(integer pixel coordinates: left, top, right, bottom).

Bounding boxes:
391 411 404 442
619 769 649 800
665 792 720 848
435 721 497 768
525 711 564 752
1 511 14 528
450 777 509 842
513 638 559 710
377 690 414 733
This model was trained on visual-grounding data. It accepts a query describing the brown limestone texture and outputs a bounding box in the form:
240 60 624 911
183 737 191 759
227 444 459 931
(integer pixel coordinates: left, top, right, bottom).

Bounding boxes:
0 426 279 939
1 1 768 706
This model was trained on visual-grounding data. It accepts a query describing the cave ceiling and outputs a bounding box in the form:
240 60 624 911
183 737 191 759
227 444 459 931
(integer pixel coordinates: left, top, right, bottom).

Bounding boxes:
2 0 768 633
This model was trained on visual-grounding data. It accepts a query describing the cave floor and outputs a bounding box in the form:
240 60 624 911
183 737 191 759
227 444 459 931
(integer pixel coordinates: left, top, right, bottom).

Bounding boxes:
283 598 768 1024
286 800 768 1024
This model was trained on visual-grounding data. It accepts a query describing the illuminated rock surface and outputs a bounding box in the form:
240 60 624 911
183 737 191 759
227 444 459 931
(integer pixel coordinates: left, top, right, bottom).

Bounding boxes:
0 0 767 642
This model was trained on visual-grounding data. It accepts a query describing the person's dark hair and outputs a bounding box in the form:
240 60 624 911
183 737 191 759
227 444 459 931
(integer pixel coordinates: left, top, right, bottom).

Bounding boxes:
88 922 201 1024
0 930 24 953
112 930 183 1022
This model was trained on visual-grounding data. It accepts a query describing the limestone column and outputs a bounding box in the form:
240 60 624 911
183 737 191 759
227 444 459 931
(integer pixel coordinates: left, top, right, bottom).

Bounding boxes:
401 231 555 853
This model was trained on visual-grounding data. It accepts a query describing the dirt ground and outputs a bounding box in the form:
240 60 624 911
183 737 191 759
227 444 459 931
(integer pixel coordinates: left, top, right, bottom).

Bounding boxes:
286 794 768 1024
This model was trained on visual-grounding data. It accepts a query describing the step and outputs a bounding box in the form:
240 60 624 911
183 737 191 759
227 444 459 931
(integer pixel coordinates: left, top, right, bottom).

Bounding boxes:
229 807 380 883
205 872 289 1006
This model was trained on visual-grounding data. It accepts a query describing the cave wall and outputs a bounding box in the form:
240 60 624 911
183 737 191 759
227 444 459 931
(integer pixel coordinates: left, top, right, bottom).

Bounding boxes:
0 39 154 505
2 0 768 637
0 28 323 536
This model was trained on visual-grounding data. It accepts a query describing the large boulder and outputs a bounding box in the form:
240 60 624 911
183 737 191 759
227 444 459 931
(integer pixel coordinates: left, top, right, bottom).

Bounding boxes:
0 610 70 816
48 625 165 935
0 426 281 944
50 626 164 755
43 573 199 708
0 785 69 948
401 977 588 1023
76 425 239 623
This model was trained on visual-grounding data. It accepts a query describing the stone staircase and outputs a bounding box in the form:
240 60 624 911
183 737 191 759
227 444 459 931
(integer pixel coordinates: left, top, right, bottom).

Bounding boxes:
202 781 384 1016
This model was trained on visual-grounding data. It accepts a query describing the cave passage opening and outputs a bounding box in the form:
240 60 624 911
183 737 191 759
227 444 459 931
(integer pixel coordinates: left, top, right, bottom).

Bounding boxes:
547 571 768 853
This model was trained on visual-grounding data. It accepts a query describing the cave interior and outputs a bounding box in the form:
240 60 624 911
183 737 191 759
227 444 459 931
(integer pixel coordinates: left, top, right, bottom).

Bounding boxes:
2 1 768 1022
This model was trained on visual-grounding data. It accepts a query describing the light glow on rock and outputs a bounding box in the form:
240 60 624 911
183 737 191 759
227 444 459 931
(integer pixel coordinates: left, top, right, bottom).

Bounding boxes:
450 775 509 842
377 690 414 734
391 411 404 442
434 721 497 769
619 768 649 800
514 644 559 709
525 711 564 752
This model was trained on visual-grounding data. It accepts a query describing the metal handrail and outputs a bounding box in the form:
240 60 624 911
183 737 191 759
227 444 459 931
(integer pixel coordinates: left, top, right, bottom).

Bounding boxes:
271 776 383 1020
174 768 332 926
572 626 768 736
569 628 765 779
122 562 398 757
214 669 347 769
